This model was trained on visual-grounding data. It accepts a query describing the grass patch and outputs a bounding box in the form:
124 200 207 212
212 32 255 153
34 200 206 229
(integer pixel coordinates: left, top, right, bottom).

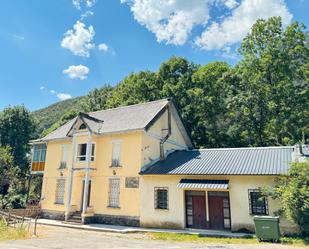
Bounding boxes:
0 219 30 241
147 232 308 246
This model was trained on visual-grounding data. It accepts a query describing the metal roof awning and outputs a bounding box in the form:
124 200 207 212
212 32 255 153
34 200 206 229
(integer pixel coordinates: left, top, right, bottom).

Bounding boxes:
177 179 229 189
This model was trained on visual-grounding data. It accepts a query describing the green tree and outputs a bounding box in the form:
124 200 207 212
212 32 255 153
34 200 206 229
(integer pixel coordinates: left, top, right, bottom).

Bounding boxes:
84 85 114 112
0 146 24 209
190 62 232 147
232 17 309 146
268 162 309 236
107 71 162 108
0 106 36 173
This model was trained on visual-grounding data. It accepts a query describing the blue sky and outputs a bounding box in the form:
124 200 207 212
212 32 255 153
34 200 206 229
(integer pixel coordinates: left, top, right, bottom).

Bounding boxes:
0 0 307 111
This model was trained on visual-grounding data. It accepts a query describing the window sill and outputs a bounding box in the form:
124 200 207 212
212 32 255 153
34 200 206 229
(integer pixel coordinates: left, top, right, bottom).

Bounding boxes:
109 165 122 168
54 202 64 205
155 208 169 211
107 206 120 209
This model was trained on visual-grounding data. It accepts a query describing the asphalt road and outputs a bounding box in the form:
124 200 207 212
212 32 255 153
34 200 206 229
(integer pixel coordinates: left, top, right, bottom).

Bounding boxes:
0 225 304 249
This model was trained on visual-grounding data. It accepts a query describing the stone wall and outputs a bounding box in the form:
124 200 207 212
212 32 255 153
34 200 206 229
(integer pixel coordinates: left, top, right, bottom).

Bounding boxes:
89 214 140 227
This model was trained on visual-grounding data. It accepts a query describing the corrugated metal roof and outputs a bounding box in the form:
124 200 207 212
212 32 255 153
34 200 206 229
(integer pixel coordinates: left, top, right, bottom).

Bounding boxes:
141 146 304 175
177 179 229 189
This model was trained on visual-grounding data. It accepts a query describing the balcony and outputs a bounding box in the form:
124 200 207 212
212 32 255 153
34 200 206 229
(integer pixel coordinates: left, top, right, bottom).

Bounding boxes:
30 143 46 174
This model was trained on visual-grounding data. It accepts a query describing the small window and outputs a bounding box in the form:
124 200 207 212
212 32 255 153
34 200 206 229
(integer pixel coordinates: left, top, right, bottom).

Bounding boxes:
111 141 121 167
78 123 87 130
154 187 168 210
248 190 268 215
55 179 65 204
108 178 120 207
77 143 95 162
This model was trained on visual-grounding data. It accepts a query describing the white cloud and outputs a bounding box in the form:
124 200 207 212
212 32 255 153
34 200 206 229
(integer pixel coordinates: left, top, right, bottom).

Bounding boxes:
224 0 238 9
195 0 292 50
57 93 73 101
63 65 90 80
72 0 96 9
50 89 56 94
80 10 94 20
98 43 108 52
40 86 45 90
122 0 210 45
61 21 95 57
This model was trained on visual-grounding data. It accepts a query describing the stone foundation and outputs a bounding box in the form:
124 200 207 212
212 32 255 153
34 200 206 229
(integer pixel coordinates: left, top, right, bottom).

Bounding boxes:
40 209 65 221
88 214 140 227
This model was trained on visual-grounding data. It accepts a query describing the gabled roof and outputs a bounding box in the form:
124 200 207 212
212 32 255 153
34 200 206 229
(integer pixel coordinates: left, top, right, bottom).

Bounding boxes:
38 98 193 147
141 146 308 176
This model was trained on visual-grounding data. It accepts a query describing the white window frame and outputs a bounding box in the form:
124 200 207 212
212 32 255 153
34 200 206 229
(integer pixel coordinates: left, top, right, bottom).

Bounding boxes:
76 143 95 162
111 140 122 167
108 178 120 208
55 178 66 204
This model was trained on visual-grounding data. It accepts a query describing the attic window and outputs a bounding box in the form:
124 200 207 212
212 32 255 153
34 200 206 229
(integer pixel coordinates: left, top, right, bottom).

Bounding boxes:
79 123 87 130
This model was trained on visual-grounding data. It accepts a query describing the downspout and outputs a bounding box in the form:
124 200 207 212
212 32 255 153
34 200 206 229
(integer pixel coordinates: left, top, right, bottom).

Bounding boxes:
160 103 171 160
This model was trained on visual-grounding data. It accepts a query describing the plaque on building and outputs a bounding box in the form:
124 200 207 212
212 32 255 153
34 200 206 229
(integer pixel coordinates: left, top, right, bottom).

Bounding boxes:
125 177 139 188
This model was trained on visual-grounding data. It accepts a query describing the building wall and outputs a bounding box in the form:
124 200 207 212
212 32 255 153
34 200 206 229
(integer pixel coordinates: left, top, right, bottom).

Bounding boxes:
41 131 143 218
40 107 189 222
141 108 188 168
140 175 298 234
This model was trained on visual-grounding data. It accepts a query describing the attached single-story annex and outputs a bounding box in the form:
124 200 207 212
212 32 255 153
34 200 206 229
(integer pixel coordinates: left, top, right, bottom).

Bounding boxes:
140 147 307 234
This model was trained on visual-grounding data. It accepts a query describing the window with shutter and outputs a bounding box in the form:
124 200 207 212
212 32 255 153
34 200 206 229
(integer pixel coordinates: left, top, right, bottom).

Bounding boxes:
59 145 68 169
108 178 120 207
55 179 65 204
111 141 121 167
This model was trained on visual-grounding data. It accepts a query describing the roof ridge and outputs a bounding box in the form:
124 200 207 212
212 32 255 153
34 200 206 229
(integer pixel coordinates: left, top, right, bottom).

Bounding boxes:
87 98 170 115
194 146 294 151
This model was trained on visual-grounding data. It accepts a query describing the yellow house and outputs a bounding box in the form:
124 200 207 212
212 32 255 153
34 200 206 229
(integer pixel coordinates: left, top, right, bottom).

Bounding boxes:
31 99 193 225
30 98 305 233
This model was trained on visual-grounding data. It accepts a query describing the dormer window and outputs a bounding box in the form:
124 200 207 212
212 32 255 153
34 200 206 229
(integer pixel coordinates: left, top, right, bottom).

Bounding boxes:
78 123 87 130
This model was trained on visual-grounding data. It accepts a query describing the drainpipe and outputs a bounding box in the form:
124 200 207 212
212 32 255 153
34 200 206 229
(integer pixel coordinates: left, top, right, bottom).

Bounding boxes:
65 134 77 221
160 103 171 160
82 133 92 222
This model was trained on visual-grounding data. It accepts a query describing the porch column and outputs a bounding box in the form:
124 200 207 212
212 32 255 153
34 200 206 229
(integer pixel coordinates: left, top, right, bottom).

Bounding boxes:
65 134 77 221
82 133 92 217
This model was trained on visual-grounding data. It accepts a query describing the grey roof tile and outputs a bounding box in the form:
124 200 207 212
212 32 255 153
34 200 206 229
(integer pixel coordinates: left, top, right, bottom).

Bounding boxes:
41 99 169 141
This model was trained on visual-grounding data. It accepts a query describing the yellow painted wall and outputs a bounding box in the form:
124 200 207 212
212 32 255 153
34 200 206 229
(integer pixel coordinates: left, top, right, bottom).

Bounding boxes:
140 175 298 234
141 109 188 167
41 131 143 217
40 107 190 220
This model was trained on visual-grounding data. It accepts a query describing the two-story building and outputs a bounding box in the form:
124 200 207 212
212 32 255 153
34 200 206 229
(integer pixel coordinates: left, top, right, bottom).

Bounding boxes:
31 99 192 225
30 98 306 234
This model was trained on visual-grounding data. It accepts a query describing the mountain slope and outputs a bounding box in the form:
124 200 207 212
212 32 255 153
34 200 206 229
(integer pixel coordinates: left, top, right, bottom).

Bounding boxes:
32 96 85 136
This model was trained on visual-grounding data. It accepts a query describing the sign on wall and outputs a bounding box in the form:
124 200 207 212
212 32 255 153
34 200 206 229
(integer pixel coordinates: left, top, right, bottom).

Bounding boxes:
125 177 139 188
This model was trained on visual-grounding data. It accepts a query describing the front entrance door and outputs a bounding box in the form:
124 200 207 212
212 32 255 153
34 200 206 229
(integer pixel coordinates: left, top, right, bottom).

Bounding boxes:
208 192 230 230
81 180 91 211
185 191 207 229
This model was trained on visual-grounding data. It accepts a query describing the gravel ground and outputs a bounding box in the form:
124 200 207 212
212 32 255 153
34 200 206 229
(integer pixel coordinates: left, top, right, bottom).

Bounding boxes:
0 225 305 249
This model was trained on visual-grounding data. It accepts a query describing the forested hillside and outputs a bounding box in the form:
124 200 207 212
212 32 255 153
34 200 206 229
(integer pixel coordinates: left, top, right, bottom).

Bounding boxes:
32 96 85 136
32 17 309 148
